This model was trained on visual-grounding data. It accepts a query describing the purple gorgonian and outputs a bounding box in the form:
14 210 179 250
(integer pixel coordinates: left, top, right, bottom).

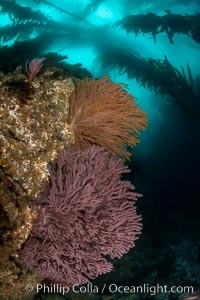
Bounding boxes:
25 57 46 81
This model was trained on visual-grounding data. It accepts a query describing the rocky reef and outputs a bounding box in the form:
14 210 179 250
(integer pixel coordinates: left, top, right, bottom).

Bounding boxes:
0 61 147 299
0 65 74 299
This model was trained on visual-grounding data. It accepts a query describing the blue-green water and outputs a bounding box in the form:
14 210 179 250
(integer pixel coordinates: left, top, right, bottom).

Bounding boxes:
0 1 200 299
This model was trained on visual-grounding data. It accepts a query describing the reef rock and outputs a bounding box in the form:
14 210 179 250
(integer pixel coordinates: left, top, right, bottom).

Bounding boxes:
0 66 74 299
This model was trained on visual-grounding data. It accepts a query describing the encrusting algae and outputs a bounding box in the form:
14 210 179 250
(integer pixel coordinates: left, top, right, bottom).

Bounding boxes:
0 65 75 299
0 66 74 197
0 176 40 300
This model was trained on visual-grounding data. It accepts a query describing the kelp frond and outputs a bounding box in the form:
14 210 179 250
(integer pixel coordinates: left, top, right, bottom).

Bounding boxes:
96 48 200 119
115 11 200 44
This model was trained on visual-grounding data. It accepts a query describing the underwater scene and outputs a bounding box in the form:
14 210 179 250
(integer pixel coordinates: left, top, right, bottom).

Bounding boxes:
0 0 200 299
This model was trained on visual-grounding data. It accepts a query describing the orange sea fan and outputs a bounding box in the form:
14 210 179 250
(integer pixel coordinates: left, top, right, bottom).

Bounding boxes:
67 76 147 160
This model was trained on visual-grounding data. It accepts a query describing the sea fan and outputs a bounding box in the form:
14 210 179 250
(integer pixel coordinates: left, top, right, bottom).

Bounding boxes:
67 76 147 160
20 146 142 286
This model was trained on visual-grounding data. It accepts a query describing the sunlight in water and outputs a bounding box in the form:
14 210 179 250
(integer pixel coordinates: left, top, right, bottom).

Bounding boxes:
0 14 11 26
95 6 113 19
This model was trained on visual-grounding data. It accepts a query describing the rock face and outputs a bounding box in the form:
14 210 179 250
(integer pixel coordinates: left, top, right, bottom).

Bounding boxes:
0 67 74 197
0 66 75 299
